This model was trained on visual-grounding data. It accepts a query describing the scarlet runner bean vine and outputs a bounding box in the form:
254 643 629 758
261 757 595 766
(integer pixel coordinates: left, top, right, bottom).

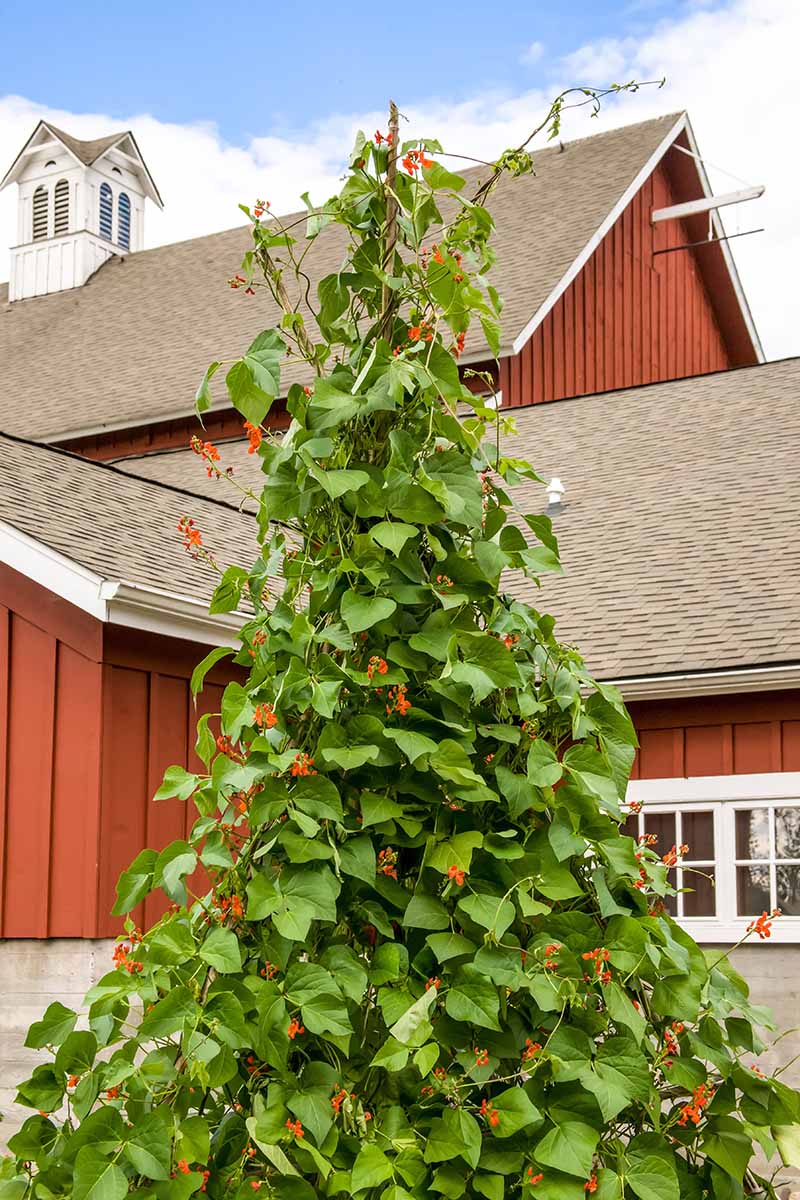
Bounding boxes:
5 88 800 1200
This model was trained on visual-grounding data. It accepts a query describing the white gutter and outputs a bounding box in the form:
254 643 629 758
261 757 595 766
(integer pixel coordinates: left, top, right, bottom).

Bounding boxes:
104 580 243 648
607 662 800 701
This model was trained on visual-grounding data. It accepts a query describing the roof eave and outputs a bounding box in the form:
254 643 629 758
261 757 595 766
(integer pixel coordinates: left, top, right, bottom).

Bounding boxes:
0 517 243 648
607 661 800 701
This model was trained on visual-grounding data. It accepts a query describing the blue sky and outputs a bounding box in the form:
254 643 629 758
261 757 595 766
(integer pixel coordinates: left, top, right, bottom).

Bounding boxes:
1 0 680 143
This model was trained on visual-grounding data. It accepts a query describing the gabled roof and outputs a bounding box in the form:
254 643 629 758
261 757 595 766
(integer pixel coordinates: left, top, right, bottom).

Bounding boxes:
39 123 126 167
0 119 163 206
1 111 746 443
116 358 800 692
0 432 254 645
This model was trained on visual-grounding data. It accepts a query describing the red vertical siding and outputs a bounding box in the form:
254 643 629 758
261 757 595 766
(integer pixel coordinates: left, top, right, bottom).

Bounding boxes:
630 693 800 779
0 565 235 937
48 646 103 935
2 617 57 936
504 161 735 408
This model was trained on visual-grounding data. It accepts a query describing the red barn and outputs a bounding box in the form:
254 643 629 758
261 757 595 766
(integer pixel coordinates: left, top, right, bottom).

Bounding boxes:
2 111 796 1134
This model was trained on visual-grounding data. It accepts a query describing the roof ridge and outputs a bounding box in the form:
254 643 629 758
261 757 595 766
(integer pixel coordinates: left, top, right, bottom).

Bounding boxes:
0 427 257 519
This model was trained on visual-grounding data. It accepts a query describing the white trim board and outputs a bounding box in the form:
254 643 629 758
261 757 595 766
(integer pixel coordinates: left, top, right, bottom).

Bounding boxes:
628 772 800 804
608 663 800 700
0 518 243 648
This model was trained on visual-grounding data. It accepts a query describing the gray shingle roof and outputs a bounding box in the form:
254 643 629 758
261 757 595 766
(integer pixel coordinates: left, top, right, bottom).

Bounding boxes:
0 434 256 602
0 113 682 442
116 359 800 680
44 123 128 167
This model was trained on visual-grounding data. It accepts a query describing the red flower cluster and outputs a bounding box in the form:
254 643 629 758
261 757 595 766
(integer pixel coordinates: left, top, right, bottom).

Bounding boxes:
386 685 411 716
628 798 643 814
367 656 388 681
435 574 454 589
67 1074 81 1089
522 1038 542 1062
544 942 560 972
454 331 466 357
285 1118 304 1138
254 703 278 729
287 1019 305 1040
480 1098 500 1127
106 1086 121 1099
748 908 780 939
426 976 441 991
677 1082 714 1127
582 947 611 984
244 420 262 454
662 843 689 868
260 961 278 980
190 434 222 478
448 864 466 887
527 1170 544 1187
474 1047 490 1067
408 321 433 342
584 1175 598 1193
218 894 243 921
503 633 519 648
331 1087 349 1114
112 934 143 975
403 148 434 174
374 130 393 145
178 516 203 554
216 734 241 761
377 847 398 880
290 752 316 777
230 274 247 289
253 198 270 218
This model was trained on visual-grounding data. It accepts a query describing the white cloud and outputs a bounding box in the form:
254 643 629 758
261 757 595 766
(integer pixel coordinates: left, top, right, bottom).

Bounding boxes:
520 40 546 65
1 0 797 357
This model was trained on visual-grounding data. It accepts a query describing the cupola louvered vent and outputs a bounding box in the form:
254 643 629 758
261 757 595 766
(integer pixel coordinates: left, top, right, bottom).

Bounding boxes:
32 185 48 240
99 182 113 240
54 179 69 235
118 192 131 250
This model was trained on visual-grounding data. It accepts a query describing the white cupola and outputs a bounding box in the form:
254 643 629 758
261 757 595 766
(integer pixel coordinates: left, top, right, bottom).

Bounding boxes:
1 120 162 302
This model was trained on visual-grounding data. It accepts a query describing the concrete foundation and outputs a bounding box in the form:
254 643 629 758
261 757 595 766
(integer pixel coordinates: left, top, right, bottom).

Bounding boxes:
1 939 799 1182
0 939 113 1144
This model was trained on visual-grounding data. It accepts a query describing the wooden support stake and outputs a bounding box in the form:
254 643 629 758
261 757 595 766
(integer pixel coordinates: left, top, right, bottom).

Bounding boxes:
381 100 400 335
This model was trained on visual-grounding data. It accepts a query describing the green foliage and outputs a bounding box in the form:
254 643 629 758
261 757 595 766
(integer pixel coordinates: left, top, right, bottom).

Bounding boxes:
7 96 799 1200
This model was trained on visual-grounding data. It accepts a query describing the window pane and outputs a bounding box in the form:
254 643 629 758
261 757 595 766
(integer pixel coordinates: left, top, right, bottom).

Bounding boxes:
682 866 716 916
682 811 714 861
736 809 769 860
776 865 800 916
644 812 676 855
775 808 800 860
736 864 771 915
620 814 639 840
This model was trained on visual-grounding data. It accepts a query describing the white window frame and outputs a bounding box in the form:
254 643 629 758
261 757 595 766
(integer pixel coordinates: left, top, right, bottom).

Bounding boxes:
626 772 800 943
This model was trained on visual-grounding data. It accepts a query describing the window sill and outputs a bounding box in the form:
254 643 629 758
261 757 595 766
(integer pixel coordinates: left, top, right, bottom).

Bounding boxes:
677 918 800 944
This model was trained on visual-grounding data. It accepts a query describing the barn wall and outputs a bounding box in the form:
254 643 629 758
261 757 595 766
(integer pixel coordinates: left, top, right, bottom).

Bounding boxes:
628 690 800 778
0 568 230 938
499 160 736 408
96 627 225 937
0 566 104 938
